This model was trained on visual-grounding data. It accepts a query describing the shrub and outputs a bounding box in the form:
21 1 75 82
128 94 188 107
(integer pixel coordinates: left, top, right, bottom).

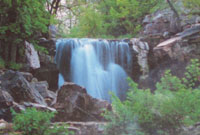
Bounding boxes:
0 57 5 69
104 59 200 135
8 62 23 70
12 108 71 135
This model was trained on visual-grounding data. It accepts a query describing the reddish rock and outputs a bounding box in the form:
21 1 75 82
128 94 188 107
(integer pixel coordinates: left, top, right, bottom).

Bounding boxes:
54 82 111 122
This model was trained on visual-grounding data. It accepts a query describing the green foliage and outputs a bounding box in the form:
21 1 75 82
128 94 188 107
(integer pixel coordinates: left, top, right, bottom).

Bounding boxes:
65 0 162 38
0 57 5 69
68 4 105 38
182 59 200 88
104 59 200 135
34 44 49 55
183 0 200 14
8 62 23 70
12 108 71 135
0 0 52 63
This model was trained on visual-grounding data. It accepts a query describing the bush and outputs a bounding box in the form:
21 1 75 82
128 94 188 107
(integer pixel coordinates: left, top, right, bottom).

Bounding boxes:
8 62 23 70
104 59 200 135
0 57 5 69
12 108 71 135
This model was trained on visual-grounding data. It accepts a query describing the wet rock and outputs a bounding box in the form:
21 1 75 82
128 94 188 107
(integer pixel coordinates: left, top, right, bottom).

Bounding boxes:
0 70 46 105
54 82 111 122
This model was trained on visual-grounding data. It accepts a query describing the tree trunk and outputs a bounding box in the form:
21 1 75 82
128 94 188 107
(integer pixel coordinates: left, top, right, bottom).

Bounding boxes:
4 44 9 62
10 44 17 62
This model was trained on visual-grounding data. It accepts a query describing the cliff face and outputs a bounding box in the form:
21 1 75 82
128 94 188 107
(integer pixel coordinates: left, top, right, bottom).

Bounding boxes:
136 1 200 89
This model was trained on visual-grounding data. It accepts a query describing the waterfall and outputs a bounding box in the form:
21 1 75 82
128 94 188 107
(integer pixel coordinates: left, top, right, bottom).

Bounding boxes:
55 38 132 101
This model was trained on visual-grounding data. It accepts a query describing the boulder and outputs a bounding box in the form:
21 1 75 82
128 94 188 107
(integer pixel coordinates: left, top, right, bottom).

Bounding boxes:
30 81 56 105
0 119 13 133
0 90 14 121
0 89 26 121
0 70 46 106
20 72 33 82
54 82 111 122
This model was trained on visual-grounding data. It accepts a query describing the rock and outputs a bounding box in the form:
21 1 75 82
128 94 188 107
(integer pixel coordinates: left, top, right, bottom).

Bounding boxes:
64 121 106 135
38 39 56 56
141 1 200 37
0 90 14 121
130 38 149 79
54 82 111 122
180 123 200 135
143 11 171 36
154 24 200 61
33 64 59 91
30 81 56 105
25 41 40 69
0 70 46 105
38 52 54 65
0 119 13 132
0 89 26 121
49 25 58 40
20 72 33 82
23 102 56 112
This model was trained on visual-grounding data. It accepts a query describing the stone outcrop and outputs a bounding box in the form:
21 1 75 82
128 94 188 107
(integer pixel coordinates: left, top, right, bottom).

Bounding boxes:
154 24 200 61
130 38 149 79
0 70 58 121
65 122 106 135
30 81 56 105
54 82 111 122
25 41 40 69
0 70 46 105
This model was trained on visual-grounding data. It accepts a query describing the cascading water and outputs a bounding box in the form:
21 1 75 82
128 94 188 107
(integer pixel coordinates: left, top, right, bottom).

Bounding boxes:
55 38 132 101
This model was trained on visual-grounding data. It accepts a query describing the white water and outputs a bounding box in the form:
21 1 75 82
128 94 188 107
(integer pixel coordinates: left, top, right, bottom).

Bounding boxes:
55 38 131 100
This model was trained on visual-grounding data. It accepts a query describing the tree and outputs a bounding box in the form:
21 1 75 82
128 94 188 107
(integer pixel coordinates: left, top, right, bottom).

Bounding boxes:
0 0 51 63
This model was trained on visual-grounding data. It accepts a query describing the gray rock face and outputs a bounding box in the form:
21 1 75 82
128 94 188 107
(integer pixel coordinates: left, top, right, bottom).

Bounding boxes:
142 1 200 36
25 41 40 69
130 38 149 79
54 82 111 122
49 25 58 40
0 70 46 105
154 24 200 61
30 81 56 105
